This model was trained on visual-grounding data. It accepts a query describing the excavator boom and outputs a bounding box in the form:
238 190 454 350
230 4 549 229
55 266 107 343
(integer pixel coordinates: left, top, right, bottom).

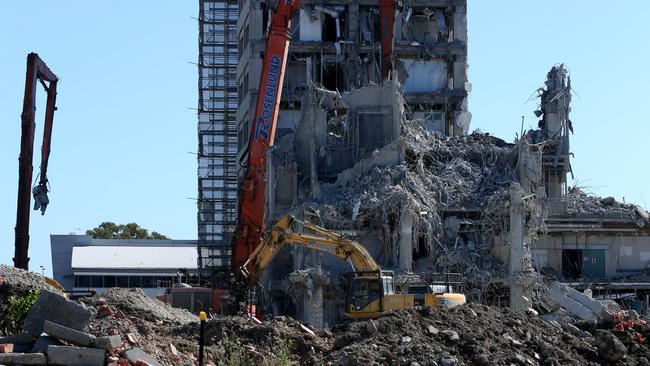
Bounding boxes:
232 0 300 273
14 53 58 270
241 215 380 284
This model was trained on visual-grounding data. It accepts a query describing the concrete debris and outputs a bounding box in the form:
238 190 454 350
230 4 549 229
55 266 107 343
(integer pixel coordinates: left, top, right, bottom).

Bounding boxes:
548 282 613 321
43 321 95 347
122 347 162 366
0 264 64 294
23 291 96 336
568 187 648 225
594 329 627 362
31 335 63 355
47 346 105 366
81 288 196 324
0 352 46 365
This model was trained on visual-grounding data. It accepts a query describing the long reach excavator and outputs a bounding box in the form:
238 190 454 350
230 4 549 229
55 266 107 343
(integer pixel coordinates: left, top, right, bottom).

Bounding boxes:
230 0 464 319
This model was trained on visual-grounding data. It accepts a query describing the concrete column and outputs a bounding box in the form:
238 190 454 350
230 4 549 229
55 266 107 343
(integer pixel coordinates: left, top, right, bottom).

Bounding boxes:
398 210 414 271
348 3 359 43
508 182 525 310
452 2 468 43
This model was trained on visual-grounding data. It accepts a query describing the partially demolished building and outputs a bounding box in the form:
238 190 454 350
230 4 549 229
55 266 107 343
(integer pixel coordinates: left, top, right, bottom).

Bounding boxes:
228 0 650 327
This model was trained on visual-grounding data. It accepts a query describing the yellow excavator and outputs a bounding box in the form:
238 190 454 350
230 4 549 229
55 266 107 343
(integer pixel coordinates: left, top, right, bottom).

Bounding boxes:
240 215 465 319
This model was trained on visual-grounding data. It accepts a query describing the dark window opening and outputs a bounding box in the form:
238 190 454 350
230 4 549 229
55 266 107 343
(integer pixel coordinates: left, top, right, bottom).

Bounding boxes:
103 276 116 288
323 15 338 42
90 276 103 288
562 249 582 279
129 276 142 288
413 234 428 261
141 276 154 288
116 276 129 287
322 65 344 91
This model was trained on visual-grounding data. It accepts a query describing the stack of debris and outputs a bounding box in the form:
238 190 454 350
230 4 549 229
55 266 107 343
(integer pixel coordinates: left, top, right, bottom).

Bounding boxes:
6 265 650 364
292 121 540 298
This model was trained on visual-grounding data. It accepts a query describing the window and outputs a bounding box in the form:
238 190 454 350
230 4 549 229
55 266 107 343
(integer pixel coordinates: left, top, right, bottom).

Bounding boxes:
129 276 142 287
349 279 382 311
141 276 154 288
116 276 129 287
76 275 91 287
90 276 103 288
103 276 116 288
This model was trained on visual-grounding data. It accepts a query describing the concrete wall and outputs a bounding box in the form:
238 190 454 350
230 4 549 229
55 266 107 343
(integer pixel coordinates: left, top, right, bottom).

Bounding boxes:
531 232 650 277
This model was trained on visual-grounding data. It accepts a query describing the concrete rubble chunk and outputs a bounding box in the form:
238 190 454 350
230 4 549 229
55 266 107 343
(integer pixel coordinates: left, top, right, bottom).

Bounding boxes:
0 333 34 345
31 335 63 355
123 348 162 366
0 352 46 365
43 321 95 347
93 335 122 350
549 282 612 321
594 330 627 362
22 291 96 336
47 346 105 366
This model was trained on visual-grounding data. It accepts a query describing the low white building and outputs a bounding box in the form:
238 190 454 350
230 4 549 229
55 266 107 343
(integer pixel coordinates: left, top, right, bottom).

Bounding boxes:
50 234 198 297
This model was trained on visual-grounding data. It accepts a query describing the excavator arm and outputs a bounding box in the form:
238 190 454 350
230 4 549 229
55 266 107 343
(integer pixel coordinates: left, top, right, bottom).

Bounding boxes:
14 53 58 270
240 215 380 284
232 0 300 273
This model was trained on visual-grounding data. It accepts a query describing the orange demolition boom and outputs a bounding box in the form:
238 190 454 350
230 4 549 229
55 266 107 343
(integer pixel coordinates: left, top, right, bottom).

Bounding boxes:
232 0 300 273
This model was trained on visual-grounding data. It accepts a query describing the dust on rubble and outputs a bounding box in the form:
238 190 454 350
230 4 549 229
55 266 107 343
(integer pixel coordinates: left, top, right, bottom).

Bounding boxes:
4 272 650 365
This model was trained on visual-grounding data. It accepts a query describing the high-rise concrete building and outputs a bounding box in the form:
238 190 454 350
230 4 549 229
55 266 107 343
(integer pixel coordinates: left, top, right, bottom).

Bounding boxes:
197 0 239 280
235 0 470 221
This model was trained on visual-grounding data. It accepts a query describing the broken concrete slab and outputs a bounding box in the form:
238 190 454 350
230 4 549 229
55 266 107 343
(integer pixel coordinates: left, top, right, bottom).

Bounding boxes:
123 347 162 366
43 321 95 347
93 335 122 350
23 291 96 336
0 352 46 365
549 282 612 321
0 333 34 345
31 335 63 355
47 346 105 366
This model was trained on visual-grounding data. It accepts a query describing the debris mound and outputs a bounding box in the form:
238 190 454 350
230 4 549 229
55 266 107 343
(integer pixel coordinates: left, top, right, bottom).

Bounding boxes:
83 288 195 324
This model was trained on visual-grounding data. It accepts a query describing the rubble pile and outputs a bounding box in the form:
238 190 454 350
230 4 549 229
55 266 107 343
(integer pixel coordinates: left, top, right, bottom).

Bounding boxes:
567 187 648 225
295 121 531 297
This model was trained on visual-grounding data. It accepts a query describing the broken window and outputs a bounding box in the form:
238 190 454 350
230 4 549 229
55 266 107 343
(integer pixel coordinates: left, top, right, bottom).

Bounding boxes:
355 109 394 160
397 7 448 45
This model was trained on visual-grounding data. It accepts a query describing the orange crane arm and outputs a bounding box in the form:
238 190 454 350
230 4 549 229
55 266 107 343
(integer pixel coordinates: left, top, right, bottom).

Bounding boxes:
379 0 395 79
232 0 300 273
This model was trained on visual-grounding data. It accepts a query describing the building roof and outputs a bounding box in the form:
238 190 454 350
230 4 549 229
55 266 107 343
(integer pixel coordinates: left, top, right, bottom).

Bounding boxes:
71 246 198 270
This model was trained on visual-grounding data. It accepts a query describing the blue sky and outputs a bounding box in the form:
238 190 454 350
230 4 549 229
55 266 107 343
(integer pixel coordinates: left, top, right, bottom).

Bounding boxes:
0 1 648 275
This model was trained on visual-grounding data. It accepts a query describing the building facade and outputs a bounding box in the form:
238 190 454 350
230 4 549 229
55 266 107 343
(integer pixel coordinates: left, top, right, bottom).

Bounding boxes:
50 235 198 297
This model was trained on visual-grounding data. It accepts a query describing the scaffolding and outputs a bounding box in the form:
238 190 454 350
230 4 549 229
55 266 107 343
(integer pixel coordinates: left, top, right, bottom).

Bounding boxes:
197 0 239 285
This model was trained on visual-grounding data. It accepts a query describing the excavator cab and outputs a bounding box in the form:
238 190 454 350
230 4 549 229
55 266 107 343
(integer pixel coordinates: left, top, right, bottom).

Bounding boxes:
343 270 415 319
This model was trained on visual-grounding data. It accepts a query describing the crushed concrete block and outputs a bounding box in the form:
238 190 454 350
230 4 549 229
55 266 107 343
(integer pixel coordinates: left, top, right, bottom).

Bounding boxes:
123 347 162 366
23 291 96 336
93 335 122 349
0 344 13 353
31 335 63 355
0 333 34 345
549 282 611 321
43 321 95 347
47 346 105 366
0 352 46 365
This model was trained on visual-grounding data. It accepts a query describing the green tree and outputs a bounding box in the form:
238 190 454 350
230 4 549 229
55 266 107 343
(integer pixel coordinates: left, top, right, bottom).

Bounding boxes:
86 222 170 240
